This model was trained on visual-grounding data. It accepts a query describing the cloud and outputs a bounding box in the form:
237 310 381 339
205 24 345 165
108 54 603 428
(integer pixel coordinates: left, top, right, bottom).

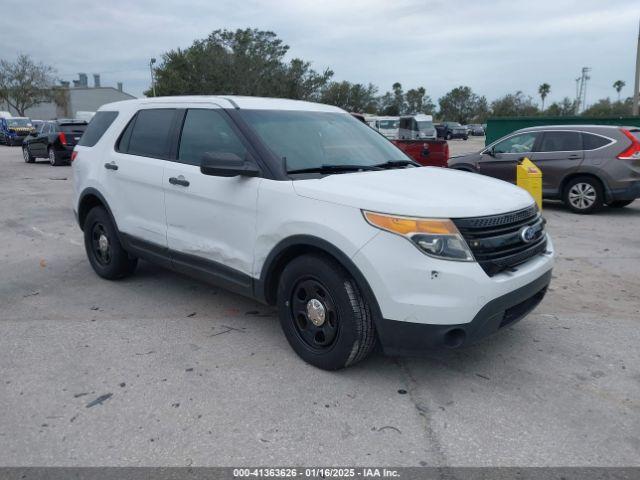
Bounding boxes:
1 0 638 106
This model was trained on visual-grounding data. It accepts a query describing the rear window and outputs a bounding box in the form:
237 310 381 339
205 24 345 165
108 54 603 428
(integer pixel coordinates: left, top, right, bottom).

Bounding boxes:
118 109 176 158
59 124 87 133
537 131 581 152
78 111 118 147
582 133 611 150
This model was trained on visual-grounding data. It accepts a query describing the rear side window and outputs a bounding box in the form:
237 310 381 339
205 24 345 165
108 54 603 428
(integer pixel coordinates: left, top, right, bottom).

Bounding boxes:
537 131 581 152
119 109 176 158
582 133 611 150
178 109 247 166
78 111 118 147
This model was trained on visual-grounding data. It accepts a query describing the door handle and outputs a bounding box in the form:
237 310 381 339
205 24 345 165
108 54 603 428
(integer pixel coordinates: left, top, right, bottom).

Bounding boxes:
169 176 190 187
567 154 581 159
104 162 118 170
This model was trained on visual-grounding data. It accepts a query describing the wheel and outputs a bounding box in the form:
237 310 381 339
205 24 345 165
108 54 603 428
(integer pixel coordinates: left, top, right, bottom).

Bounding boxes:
22 145 35 163
277 254 376 370
562 176 603 214
83 206 137 280
607 200 634 208
463 136 468 141
446 133 452 140
48 147 63 166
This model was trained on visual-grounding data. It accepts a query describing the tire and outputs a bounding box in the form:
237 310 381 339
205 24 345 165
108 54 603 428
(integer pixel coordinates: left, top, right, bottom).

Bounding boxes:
463 136 468 141
48 147 63 166
446 133 452 140
22 145 35 163
562 176 604 214
277 253 376 370
607 200 634 208
83 206 137 280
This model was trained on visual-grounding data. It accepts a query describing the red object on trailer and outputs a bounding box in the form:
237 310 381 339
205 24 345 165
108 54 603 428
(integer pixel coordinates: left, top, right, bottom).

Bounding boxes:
392 139 449 168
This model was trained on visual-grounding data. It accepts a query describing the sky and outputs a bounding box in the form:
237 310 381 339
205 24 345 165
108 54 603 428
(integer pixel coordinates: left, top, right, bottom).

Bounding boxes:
1 0 639 108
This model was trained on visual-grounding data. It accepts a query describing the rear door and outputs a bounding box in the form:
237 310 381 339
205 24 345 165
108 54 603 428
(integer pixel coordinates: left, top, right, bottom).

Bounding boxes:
479 131 540 183
528 130 583 195
104 107 177 248
164 106 261 284
31 122 53 157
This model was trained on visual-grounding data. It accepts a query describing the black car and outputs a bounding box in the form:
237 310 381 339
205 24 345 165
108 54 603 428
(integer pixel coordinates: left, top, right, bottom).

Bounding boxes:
435 121 468 140
22 120 87 166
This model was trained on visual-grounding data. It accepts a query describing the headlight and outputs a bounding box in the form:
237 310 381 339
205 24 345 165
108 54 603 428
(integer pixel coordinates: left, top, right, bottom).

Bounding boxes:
363 211 474 261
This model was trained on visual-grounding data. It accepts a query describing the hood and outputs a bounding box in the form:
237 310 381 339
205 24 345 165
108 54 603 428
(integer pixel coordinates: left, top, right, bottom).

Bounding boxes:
293 167 534 218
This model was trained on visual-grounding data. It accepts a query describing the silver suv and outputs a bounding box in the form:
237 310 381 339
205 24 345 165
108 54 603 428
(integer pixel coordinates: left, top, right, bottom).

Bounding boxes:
449 125 640 213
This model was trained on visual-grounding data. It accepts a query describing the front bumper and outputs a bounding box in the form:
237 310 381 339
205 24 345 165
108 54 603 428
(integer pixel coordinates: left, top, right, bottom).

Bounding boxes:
376 270 551 355
352 229 554 354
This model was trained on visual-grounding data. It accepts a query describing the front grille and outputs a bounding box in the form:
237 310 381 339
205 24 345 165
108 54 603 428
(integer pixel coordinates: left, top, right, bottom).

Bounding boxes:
453 206 548 276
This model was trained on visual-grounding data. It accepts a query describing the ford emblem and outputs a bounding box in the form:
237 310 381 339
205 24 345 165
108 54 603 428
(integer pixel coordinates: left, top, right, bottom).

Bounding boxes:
519 226 537 243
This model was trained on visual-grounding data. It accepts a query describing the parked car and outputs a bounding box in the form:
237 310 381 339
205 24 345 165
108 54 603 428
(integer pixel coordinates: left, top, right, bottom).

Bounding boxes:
467 124 485 136
392 138 449 167
73 96 553 370
398 114 437 140
448 125 640 213
436 121 468 140
0 117 35 146
371 116 400 139
22 119 88 165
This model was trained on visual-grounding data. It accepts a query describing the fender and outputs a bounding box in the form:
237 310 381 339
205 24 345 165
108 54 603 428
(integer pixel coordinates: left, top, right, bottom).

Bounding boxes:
255 234 383 324
77 187 120 234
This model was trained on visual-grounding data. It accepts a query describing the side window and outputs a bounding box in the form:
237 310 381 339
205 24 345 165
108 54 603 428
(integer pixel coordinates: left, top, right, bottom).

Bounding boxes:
78 111 118 147
178 109 247 166
122 109 176 158
537 131 581 152
493 132 538 154
582 133 611 150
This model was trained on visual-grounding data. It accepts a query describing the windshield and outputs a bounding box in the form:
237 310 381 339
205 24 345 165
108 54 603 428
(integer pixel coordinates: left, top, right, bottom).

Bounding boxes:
417 121 434 131
378 120 398 129
239 110 410 172
7 118 31 127
449 122 462 127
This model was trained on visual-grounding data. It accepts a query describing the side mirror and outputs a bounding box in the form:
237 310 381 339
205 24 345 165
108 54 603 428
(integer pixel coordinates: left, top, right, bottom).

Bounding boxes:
484 147 495 157
200 152 260 178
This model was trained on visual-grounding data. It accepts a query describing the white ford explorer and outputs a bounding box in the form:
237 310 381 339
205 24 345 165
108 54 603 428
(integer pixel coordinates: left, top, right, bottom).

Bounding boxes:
72 96 554 370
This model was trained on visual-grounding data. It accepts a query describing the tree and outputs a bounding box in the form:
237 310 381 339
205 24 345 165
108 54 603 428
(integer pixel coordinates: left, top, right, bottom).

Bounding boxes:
538 83 551 111
582 97 632 117
545 97 577 116
405 87 436 115
320 81 378 112
377 82 406 115
147 29 333 99
0 54 56 116
490 91 539 117
438 86 484 124
613 80 625 102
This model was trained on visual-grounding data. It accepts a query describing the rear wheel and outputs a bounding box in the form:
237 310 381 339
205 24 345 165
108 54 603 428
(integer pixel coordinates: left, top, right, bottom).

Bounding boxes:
277 254 376 370
562 176 603 214
22 145 35 163
48 147 63 166
607 200 634 208
83 206 137 280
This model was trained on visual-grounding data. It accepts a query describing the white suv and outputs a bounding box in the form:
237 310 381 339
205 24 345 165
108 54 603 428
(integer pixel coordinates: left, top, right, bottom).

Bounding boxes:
72 96 554 370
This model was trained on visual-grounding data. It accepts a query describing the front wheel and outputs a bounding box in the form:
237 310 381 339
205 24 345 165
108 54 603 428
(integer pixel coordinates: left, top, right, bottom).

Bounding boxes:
23 145 35 163
446 133 452 140
607 200 634 208
277 254 376 370
83 206 137 280
563 176 603 214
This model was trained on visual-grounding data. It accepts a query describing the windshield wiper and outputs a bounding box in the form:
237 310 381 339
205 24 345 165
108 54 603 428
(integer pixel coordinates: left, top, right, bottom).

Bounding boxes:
287 164 382 174
373 160 418 169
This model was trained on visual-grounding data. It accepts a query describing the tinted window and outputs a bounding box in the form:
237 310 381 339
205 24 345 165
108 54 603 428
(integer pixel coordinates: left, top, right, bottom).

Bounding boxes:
178 109 247 166
582 133 611 150
493 132 538 154
78 111 118 147
60 124 87 134
538 131 581 152
124 109 175 158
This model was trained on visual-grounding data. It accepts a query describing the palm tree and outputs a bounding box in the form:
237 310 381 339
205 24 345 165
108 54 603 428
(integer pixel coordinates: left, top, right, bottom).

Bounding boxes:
613 80 625 102
538 83 551 111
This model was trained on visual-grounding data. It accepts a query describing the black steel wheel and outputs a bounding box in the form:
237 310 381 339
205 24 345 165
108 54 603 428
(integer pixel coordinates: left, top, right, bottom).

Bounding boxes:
277 253 376 370
83 206 137 280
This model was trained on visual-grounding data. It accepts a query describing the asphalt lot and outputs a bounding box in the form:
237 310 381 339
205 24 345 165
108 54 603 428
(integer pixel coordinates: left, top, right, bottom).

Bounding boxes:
1 138 639 467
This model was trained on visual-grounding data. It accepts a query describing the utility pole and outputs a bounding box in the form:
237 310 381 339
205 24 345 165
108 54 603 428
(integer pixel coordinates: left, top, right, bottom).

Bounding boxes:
575 67 591 114
149 58 157 97
633 19 640 116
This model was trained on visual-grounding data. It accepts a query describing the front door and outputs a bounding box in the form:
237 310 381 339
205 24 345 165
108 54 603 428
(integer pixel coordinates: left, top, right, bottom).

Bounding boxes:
164 107 261 284
479 131 540 183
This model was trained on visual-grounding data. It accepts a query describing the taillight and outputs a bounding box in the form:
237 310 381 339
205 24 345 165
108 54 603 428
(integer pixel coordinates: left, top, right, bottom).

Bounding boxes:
70 150 78 162
617 129 640 160
58 132 67 146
